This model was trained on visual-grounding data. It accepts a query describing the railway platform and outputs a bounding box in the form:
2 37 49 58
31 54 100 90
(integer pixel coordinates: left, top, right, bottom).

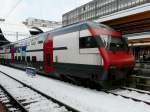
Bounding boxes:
129 75 150 91
128 61 150 91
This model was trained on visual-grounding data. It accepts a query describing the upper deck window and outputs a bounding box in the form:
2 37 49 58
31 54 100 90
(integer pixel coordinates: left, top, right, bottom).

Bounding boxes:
79 36 97 49
38 40 43 44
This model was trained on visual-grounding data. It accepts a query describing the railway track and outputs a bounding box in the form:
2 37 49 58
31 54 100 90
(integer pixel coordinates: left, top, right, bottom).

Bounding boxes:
1 65 150 112
0 71 79 112
1 69 150 110
0 86 26 112
107 87 150 105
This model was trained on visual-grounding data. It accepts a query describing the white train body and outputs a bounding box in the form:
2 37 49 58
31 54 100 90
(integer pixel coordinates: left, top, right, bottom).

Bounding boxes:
0 21 135 87
53 29 102 65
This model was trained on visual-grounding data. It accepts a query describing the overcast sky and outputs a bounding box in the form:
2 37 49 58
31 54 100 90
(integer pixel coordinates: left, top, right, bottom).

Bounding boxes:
0 0 92 22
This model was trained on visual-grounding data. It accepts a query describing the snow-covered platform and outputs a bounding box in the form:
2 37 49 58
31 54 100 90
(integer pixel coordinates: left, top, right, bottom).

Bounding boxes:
0 65 150 112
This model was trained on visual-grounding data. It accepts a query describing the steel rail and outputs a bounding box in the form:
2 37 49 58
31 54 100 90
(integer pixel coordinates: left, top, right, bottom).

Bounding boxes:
121 87 150 95
0 84 28 112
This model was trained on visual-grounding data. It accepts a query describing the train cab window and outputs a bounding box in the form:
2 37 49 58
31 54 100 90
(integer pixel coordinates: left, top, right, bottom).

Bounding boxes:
27 56 30 62
100 35 128 51
79 36 97 49
32 56 36 63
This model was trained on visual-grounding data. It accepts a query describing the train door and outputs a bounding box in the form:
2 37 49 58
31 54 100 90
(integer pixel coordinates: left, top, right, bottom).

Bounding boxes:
43 35 54 73
10 47 14 64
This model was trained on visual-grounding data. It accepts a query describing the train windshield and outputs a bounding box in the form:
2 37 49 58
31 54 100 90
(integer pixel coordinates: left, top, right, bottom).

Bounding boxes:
100 35 128 51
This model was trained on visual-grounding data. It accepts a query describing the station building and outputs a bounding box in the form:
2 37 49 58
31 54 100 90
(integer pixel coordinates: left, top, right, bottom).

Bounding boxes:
24 18 62 30
62 0 150 61
23 18 62 35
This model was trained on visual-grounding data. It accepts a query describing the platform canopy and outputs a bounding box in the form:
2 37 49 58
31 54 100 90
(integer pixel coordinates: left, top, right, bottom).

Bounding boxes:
95 3 150 35
127 32 150 47
0 21 30 45
28 26 53 35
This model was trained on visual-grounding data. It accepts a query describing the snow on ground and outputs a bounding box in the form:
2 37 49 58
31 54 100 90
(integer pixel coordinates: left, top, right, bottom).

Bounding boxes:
0 72 68 112
0 65 150 112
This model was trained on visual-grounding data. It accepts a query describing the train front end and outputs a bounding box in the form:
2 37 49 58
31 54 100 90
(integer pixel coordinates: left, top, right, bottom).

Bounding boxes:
89 23 135 87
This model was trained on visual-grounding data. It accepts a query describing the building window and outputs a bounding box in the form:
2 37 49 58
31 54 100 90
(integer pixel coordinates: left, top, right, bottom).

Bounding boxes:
79 36 97 49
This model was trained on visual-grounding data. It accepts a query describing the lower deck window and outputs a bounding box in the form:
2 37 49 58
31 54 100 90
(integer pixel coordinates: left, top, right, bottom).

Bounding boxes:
18 56 21 62
27 56 30 62
32 56 36 63
22 56 25 62
15 56 17 61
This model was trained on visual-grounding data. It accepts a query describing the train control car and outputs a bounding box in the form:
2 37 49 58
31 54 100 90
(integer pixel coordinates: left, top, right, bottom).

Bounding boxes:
0 21 135 88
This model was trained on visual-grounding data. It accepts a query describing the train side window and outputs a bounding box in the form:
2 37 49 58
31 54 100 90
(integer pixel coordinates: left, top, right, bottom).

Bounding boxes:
26 56 30 62
18 56 21 62
32 56 36 63
22 56 25 62
15 56 17 61
38 40 43 44
79 36 97 49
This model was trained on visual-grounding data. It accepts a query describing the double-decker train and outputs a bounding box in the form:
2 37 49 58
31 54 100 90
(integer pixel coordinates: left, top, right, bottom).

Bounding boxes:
0 21 135 88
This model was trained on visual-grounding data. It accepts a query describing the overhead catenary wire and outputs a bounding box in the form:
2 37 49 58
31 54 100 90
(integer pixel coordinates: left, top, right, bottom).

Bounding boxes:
5 0 23 20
